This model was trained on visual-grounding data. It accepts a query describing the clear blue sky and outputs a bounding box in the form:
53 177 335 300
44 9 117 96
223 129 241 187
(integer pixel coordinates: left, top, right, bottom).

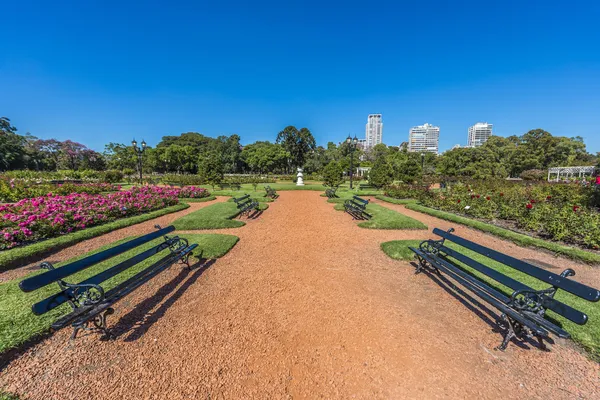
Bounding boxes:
1 0 599 153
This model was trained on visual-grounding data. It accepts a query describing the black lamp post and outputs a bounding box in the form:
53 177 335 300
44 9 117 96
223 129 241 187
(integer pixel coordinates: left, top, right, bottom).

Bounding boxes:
346 135 359 189
420 152 425 184
132 139 147 185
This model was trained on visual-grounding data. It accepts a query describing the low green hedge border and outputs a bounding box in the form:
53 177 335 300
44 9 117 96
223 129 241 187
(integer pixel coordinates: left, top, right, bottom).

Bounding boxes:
0 203 190 271
405 203 600 264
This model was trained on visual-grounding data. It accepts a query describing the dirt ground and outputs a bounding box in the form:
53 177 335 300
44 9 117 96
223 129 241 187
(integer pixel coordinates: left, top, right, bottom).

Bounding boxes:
1 191 599 399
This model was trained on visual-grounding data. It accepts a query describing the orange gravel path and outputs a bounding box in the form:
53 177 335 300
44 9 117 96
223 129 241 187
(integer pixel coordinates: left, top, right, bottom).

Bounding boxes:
1 191 599 399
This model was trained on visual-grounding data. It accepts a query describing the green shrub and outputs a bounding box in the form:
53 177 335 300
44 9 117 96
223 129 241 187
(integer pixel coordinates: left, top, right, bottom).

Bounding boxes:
322 161 344 187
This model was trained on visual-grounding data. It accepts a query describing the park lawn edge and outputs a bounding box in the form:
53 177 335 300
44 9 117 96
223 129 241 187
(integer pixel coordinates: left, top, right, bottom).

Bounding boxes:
404 203 600 264
375 195 418 205
332 202 427 230
173 201 269 230
0 203 190 272
379 239 600 361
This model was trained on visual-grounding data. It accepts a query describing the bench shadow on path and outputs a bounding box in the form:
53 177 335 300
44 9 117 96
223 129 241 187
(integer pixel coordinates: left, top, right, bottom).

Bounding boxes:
410 261 551 351
108 258 216 342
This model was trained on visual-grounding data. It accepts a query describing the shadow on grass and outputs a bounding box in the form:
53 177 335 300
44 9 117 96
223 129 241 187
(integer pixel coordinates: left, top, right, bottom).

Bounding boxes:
411 261 551 351
108 258 217 342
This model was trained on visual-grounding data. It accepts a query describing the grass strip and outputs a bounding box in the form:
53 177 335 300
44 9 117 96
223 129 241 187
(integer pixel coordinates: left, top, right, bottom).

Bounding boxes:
381 239 600 360
375 195 418 205
405 203 600 264
0 203 190 272
333 202 427 230
173 201 269 230
0 233 238 354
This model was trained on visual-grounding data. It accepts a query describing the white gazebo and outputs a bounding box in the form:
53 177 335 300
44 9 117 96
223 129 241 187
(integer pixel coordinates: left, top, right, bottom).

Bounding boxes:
548 166 596 182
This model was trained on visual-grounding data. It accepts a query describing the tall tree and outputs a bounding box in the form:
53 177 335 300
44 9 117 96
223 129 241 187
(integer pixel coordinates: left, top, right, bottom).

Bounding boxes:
276 126 316 170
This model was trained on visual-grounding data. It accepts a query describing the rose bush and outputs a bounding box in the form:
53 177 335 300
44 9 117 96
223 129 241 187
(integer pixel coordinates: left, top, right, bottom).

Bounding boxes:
0 186 180 249
177 186 210 198
0 178 120 203
384 179 600 249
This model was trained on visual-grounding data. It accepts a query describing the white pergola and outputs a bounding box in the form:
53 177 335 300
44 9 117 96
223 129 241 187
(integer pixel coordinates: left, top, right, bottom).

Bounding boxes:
548 166 596 182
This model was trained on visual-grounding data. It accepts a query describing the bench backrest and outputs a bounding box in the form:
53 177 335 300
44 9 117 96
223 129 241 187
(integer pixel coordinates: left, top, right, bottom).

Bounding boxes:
20 226 181 316
352 196 369 206
233 194 251 204
433 228 600 303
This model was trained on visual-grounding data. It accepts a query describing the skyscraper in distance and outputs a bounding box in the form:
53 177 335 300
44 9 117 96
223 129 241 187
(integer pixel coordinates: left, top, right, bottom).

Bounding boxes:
408 123 440 154
365 114 383 147
468 122 493 147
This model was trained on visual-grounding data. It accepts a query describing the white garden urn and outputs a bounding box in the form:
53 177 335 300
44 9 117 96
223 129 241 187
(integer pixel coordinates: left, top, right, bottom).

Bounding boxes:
296 167 305 186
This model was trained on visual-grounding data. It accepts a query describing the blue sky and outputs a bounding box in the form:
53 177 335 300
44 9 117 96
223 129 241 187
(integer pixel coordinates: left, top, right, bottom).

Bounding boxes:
1 0 599 153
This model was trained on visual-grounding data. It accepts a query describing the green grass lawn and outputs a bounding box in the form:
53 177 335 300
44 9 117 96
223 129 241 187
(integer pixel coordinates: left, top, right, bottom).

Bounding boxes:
405 203 600 264
333 202 427 230
0 203 190 272
173 201 268 230
375 195 418 205
381 239 600 360
0 233 239 355
0 391 19 400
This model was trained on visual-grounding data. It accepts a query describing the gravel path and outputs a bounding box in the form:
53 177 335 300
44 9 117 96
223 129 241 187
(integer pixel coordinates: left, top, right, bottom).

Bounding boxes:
1 191 599 399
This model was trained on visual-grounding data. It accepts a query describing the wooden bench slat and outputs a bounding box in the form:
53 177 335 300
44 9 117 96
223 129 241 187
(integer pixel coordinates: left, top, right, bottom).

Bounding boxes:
20 227 176 293
432 228 600 302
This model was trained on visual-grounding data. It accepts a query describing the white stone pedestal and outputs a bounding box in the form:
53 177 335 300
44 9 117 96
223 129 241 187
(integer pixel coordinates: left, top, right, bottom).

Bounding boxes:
296 167 305 186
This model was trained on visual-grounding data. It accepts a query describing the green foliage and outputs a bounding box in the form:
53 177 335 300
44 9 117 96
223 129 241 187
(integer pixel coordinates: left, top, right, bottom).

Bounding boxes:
197 152 224 188
322 161 344 187
276 126 316 169
241 141 289 174
520 169 546 181
0 233 238 354
368 158 393 188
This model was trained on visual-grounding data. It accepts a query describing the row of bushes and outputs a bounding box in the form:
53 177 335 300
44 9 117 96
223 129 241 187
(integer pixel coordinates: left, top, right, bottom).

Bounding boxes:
2 170 125 183
0 180 120 203
385 180 600 249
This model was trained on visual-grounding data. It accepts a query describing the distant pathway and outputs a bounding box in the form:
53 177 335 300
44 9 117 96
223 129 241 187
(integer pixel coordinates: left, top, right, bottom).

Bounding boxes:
1 191 599 399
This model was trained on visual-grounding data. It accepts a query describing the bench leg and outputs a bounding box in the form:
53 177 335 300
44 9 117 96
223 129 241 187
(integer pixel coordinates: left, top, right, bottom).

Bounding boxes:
496 313 518 351
70 307 115 340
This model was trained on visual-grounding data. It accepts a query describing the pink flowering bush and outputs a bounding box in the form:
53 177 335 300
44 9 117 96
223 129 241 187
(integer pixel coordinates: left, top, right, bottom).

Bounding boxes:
0 186 179 249
176 186 210 199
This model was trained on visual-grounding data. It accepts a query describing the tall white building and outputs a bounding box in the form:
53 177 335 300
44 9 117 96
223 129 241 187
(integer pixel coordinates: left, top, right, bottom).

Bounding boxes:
408 123 440 154
365 114 383 147
468 122 493 147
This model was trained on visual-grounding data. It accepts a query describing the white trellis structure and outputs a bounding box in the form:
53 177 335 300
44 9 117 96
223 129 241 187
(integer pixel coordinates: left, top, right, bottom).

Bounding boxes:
548 166 596 182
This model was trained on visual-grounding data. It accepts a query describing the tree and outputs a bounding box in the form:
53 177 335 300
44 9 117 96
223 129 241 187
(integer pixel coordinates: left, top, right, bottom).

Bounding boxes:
276 126 316 170
198 152 224 189
0 117 26 171
322 161 344 187
369 158 393 188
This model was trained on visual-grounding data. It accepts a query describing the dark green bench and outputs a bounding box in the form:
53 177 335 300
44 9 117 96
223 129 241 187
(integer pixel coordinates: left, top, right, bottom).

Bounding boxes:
343 195 372 220
19 225 197 340
265 185 278 199
410 228 600 351
233 194 259 216
325 187 338 198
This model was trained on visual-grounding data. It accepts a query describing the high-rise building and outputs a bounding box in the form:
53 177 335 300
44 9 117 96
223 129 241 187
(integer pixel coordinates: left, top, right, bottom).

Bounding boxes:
365 114 383 147
408 123 440 154
468 122 493 147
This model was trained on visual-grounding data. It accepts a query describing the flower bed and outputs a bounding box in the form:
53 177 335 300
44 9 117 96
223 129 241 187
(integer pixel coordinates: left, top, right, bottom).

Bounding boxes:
0 186 180 250
386 181 600 249
177 186 211 198
0 179 120 203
